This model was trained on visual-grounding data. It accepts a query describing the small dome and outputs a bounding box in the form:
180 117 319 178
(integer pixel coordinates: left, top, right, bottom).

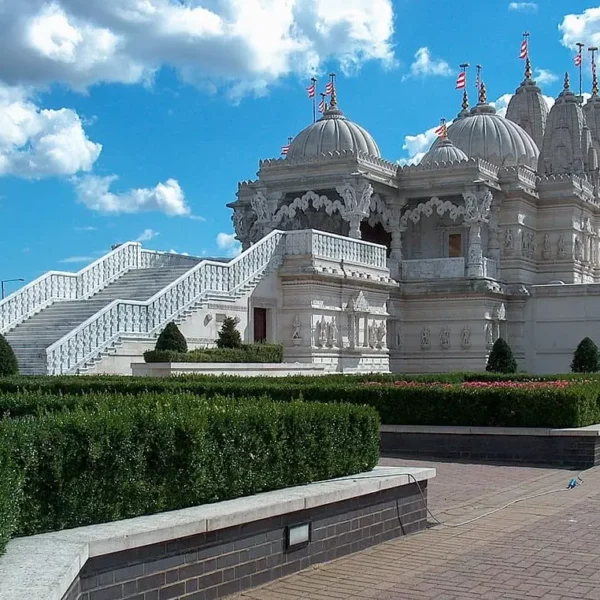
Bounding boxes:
430 102 539 168
421 137 468 165
287 105 380 160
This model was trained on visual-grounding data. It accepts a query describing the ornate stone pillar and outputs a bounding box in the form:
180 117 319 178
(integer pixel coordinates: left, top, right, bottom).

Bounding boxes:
336 178 373 240
463 188 493 278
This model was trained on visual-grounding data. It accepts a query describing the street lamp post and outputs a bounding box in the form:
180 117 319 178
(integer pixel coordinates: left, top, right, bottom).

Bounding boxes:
1 278 25 300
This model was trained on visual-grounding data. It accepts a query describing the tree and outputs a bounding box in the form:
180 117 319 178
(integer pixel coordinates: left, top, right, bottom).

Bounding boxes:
217 316 242 349
571 337 599 373
0 334 18 376
486 338 517 374
155 322 188 353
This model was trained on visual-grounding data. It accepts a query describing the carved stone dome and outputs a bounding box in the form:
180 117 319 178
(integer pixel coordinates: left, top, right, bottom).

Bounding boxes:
287 104 380 160
430 102 540 169
421 137 468 165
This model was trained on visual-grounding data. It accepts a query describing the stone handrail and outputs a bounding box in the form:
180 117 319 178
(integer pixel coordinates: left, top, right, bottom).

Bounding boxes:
139 249 202 268
0 242 141 334
46 231 286 375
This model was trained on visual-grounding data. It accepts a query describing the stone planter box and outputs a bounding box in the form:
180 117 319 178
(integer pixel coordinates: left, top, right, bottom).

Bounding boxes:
131 362 328 377
381 424 600 468
0 466 435 600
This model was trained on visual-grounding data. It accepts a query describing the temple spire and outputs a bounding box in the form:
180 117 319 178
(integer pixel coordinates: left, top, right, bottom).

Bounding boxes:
564 71 571 91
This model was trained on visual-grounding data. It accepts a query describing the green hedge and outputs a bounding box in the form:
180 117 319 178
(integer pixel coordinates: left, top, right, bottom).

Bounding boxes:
0 378 599 428
144 344 283 364
0 422 22 555
1 393 378 545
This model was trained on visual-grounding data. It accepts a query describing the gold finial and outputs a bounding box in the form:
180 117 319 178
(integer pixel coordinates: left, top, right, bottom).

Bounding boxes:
461 89 469 110
478 81 487 104
525 56 532 80
564 71 571 90
329 73 337 108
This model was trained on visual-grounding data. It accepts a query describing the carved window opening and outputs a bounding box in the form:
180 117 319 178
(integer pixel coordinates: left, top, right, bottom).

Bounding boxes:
360 222 392 256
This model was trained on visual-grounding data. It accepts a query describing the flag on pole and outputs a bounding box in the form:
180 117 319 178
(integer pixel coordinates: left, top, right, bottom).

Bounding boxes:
318 98 326 113
325 81 334 95
455 71 466 90
519 39 528 59
306 81 316 98
574 53 582 67
434 123 447 137
281 144 290 155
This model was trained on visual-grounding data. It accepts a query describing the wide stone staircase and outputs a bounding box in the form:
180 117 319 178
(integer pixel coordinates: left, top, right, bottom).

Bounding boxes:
0 229 389 375
5 267 193 375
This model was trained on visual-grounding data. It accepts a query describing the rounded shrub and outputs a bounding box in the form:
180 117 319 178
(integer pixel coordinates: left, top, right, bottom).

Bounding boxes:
155 322 187 353
216 316 242 349
486 338 517 374
0 334 18 376
571 337 599 373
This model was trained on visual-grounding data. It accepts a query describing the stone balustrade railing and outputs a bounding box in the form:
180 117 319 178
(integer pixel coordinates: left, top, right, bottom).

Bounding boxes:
45 229 389 375
0 242 142 334
401 257 465 281
140 249 202 269
285 229 388 270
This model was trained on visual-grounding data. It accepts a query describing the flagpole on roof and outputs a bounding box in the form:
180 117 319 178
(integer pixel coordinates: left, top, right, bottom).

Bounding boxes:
590 46 599 97
576 43 585 101
521 32 532 79
311 77 317 123
457 63 470 111
329 73 337 108
475 65 482 96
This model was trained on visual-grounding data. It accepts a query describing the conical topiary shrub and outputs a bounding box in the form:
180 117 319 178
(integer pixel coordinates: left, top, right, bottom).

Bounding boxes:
571 337 599 373
0 334 18 376
216 316 242 349
486 337 517 374
155 322 188 353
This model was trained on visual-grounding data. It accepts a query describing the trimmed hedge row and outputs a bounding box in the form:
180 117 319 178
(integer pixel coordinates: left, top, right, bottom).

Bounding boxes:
144 344 284 364
0 393 379 553
0 379 599 428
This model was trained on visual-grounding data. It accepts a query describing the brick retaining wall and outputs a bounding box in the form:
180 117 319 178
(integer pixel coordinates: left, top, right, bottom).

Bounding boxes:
61 482 427 600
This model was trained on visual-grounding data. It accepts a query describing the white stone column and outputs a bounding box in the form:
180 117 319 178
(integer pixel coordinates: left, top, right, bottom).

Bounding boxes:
467 222 484 278
462 188 493 279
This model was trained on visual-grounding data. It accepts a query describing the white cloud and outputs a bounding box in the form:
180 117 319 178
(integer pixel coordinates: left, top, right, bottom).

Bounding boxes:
403 47 451 80
534 69 558 86
216 232 242 258
398 126 439 165
74 175 190 216
136 228 159 242
0 84 101 178
75 225 96 231
0 0 394 96
59 255 94 264
560 8 600 50
508 2 538 12
398 92 556 165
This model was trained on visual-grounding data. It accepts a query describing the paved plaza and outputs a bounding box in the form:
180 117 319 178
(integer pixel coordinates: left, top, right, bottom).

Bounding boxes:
233 458 600 600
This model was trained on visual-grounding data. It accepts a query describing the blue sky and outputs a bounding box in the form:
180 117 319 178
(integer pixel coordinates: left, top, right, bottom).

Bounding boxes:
0 0 599 291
